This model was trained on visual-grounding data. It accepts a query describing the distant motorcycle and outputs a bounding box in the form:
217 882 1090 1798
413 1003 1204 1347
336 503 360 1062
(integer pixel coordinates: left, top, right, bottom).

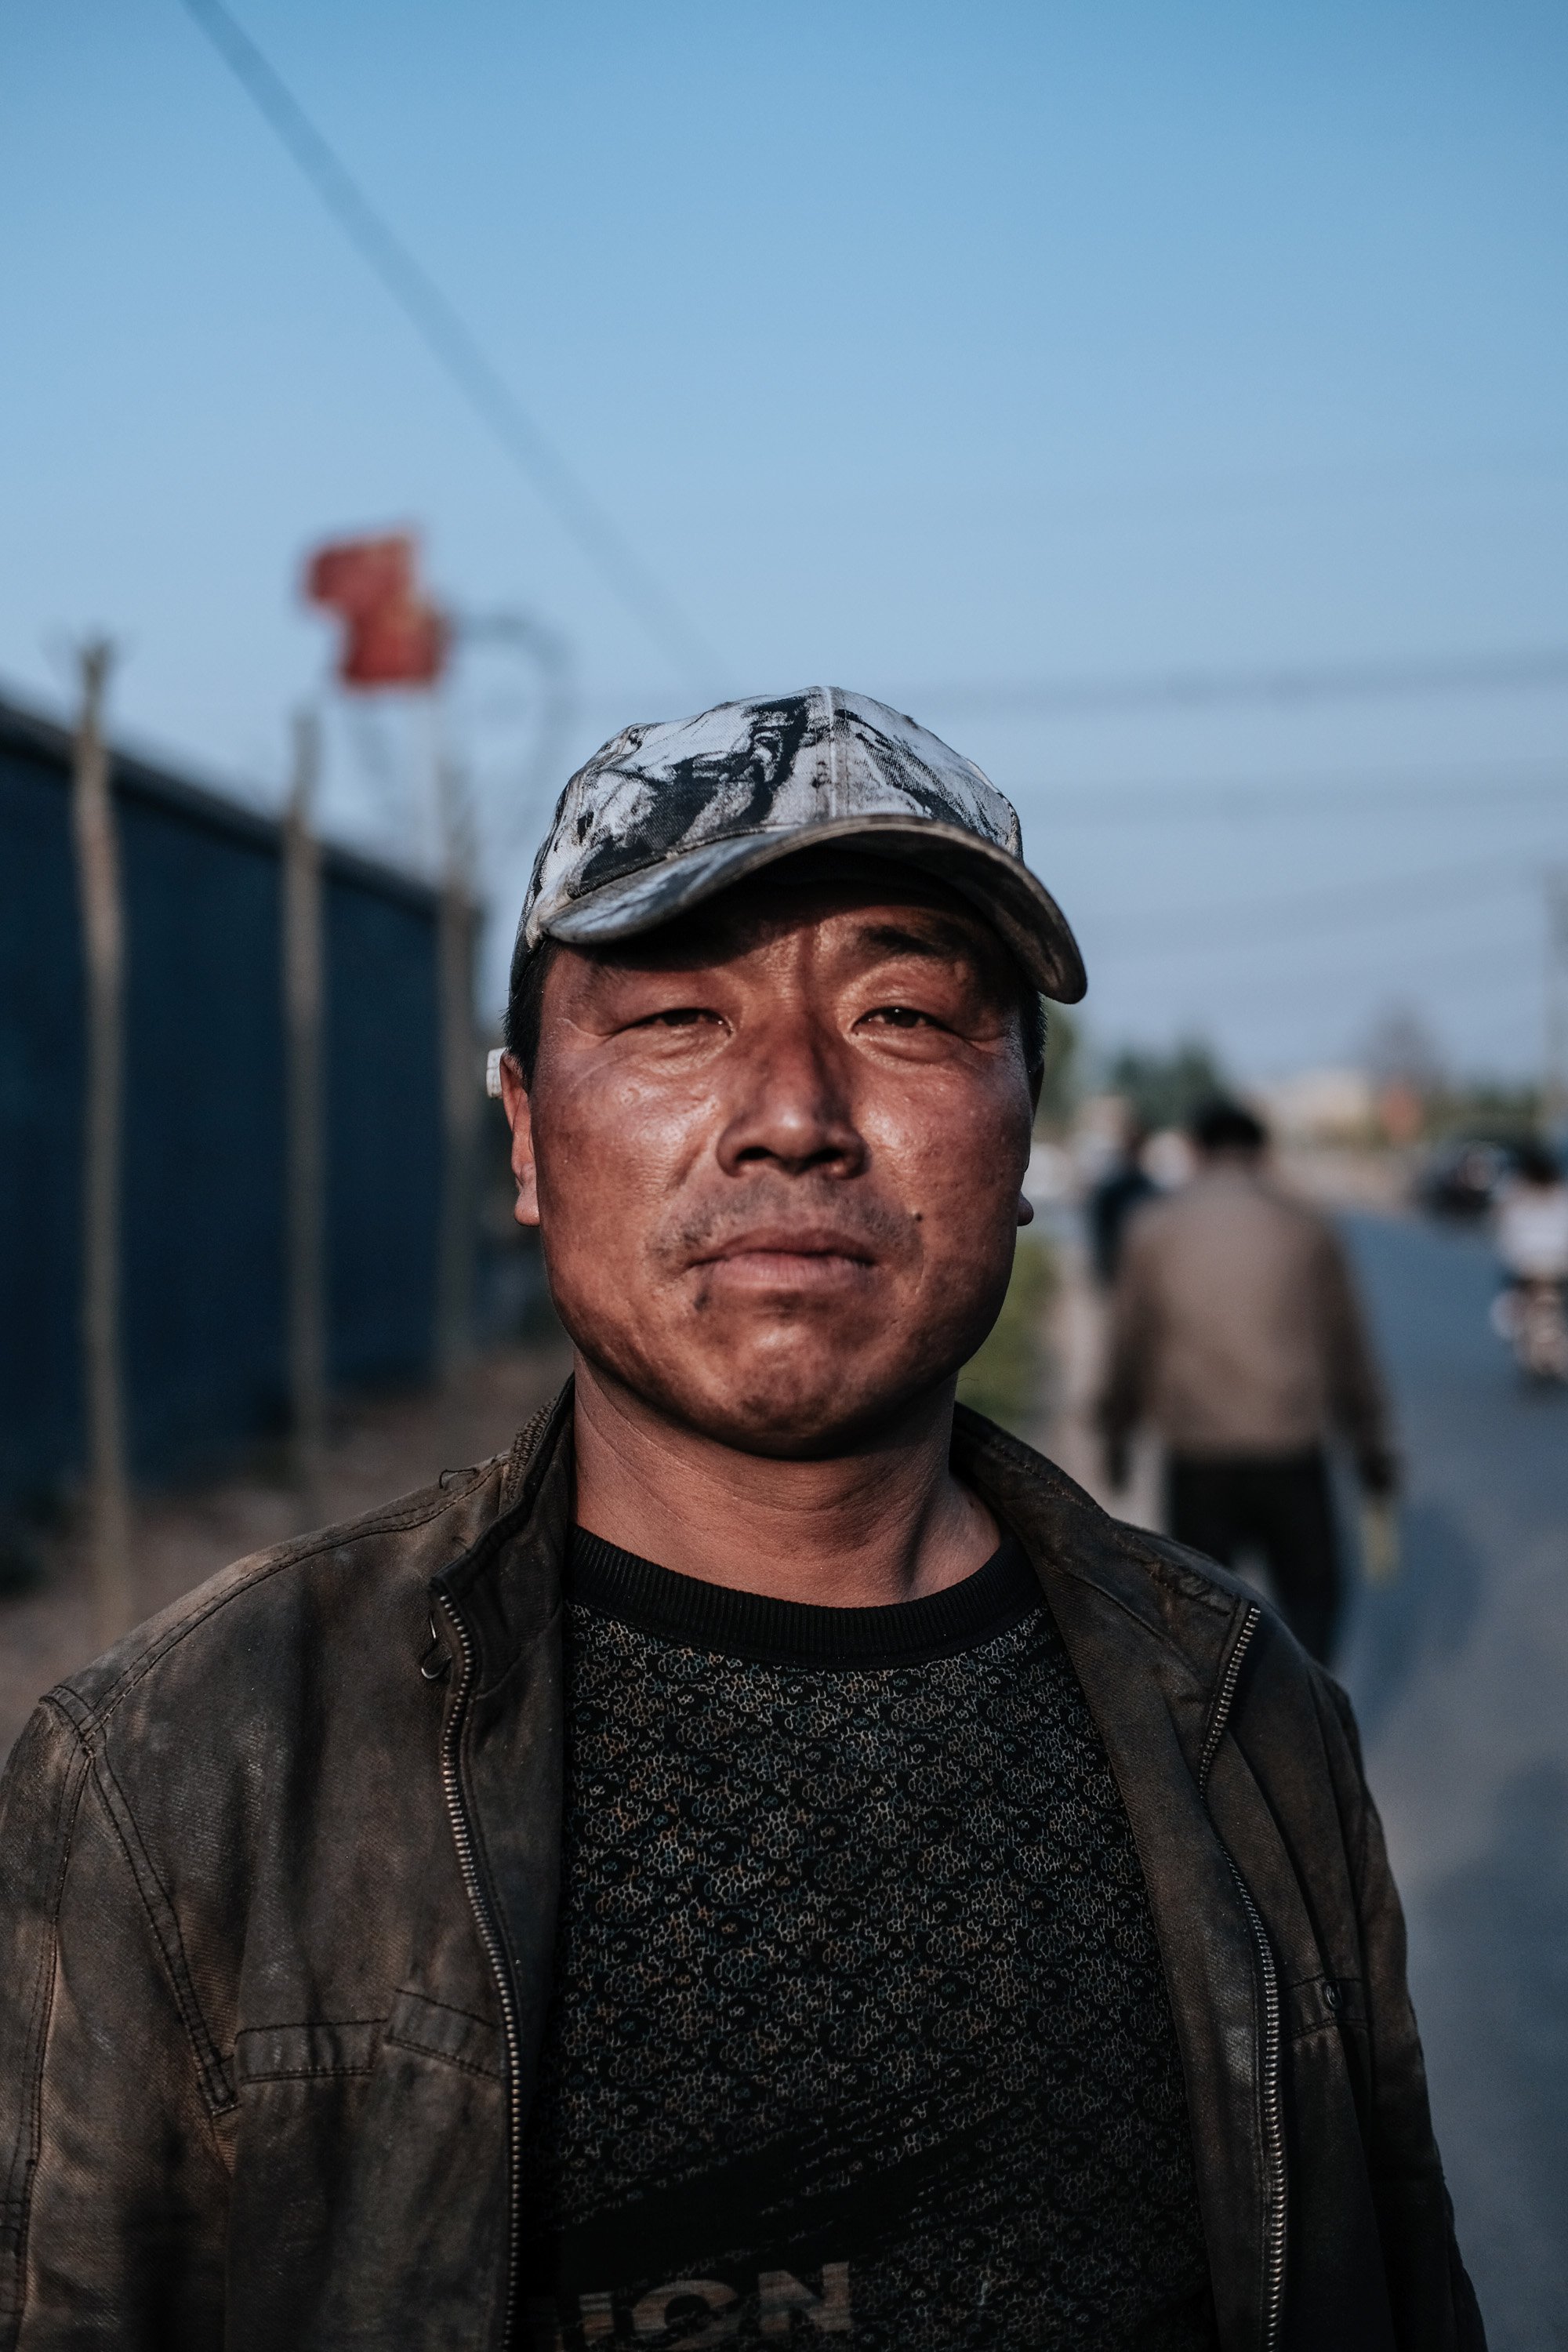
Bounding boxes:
1490 1145 1568 1382
1491 1278 1568 1384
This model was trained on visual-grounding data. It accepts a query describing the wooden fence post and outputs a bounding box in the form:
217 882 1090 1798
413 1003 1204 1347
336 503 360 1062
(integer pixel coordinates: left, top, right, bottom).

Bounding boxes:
71 639 135 1648
435 755 477 1385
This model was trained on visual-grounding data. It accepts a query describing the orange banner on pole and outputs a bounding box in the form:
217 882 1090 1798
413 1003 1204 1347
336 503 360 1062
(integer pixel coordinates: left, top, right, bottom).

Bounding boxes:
304 532 448 688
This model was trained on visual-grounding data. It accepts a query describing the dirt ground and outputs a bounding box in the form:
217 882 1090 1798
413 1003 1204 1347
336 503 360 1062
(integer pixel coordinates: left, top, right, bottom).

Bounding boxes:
0 1337 572 1760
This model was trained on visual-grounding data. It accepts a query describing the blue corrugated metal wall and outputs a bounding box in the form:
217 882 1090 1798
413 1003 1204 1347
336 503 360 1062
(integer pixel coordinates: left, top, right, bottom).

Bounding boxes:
0 723 84 1508
118 775 289 1482
0 699 444 1509
324 869 441 1391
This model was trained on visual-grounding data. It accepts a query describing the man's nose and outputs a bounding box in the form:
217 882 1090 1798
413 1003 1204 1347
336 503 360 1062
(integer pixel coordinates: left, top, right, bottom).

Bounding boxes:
714 1018 867 1178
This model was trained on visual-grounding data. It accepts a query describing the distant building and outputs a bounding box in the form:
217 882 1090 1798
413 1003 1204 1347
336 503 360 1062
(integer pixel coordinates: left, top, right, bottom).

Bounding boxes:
1254 1068 1376 1146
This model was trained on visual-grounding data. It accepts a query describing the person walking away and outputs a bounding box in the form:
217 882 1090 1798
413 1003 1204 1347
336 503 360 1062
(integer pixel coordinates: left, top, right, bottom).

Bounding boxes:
1087 1117 1157 1286
1098 1097 1395 1664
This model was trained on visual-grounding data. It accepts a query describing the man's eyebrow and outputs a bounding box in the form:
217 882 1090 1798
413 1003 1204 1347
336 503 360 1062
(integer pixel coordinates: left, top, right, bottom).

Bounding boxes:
852 918 980 963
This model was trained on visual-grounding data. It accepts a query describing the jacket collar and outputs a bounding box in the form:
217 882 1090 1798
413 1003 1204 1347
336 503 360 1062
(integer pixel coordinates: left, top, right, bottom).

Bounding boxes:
950 1403 1243 1765
444 1384 1247 1754
433 1381 575 1689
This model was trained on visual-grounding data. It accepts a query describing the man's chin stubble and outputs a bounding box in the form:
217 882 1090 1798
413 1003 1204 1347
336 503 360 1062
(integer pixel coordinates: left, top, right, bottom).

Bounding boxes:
576 1325 963 1461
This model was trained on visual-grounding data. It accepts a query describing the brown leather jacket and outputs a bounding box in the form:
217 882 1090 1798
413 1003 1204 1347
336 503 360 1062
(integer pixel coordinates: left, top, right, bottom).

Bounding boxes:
0 1391 1483 2350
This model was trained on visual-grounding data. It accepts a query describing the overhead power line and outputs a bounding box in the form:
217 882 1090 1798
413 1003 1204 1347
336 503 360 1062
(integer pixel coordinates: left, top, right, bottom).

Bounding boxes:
1126 934 1547 1018
177 0 723 688
1088 853 1535 957
1030 759 1568 826
578 649 1568 731
906 647 1568 719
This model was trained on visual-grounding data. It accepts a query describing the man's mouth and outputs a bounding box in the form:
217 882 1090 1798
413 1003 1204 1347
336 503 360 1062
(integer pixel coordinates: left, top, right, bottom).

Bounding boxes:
690 1225 879 1290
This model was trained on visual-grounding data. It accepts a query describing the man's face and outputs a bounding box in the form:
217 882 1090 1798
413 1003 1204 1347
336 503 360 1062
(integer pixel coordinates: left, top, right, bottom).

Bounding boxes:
503 875 1036 1457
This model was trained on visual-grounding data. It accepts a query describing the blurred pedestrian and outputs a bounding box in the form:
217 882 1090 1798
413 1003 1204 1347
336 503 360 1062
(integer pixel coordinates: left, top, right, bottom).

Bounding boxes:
1494 1138 1568 1288
1098 1096 1396 1663
1489 1137 1568 1381
1087 1117 1157 1285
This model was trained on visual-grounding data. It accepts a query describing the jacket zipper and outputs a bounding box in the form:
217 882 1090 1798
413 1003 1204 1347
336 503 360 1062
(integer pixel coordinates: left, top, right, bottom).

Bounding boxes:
437 1592 525 2350
1200 1603 1287 2352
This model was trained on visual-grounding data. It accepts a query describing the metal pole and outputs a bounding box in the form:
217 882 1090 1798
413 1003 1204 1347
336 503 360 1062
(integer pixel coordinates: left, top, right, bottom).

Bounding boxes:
71 640 135 1648
283 710 327 1511
434 749 477 1384
1546 868 1568 1131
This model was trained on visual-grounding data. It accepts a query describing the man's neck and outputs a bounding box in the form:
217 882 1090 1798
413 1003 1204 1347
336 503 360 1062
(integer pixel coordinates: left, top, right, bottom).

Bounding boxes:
568 1360 1000 1608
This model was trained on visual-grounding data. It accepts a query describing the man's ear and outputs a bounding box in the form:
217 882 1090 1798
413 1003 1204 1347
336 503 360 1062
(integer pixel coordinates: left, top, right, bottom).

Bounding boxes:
498 1051 540 1228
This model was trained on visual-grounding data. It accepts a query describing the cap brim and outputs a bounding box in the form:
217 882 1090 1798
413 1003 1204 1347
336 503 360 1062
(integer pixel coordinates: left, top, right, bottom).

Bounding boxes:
538 814 1087 1004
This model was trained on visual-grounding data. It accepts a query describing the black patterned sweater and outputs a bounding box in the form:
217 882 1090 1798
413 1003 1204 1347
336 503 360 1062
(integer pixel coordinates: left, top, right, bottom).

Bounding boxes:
519 1530 1219 2351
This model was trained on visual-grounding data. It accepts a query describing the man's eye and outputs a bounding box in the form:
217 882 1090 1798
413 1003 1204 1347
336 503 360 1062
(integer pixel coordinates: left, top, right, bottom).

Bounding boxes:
866 1005 936 1029
637 1007 717 1030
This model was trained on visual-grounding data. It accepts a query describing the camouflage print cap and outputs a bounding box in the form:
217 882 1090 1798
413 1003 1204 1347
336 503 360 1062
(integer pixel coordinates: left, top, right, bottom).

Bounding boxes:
517 686 1087 1003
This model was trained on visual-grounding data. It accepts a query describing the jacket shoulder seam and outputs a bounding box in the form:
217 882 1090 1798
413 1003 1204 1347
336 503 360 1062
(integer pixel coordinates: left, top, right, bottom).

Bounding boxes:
55 1481 483 1740
957 1408 1236 1619
1091 1519 1239 1616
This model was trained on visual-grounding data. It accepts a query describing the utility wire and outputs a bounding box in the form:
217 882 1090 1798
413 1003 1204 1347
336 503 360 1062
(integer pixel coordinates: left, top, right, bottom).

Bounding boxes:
903 647 1568 718
1086 854 1535 956
1029 761 1568 826
579 648 1568 728
177 0 724 688
1125 935 1546 1018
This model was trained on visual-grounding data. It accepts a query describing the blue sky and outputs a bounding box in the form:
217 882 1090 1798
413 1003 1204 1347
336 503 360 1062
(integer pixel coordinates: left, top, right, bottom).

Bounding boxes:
4 1 1566 1073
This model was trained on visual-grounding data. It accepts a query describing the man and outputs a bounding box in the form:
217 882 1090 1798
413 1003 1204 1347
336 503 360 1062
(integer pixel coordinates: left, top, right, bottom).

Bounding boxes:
1087 1116 1157 1287
1098 1096 1396 1664
0 690 1479 2349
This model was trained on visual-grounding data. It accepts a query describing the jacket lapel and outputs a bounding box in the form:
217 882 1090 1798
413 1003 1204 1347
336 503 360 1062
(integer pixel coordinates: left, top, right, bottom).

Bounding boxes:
435 1383 575 2119
954 1411 1273 2352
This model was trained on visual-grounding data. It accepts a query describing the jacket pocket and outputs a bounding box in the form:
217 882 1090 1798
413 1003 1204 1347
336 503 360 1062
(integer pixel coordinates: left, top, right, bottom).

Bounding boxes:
383 1987 503 2079
226 1997 508 2348
234 2019 384 2081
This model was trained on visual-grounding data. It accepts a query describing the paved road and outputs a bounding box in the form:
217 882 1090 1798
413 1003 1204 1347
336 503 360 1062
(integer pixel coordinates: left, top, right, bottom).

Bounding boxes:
1338 1215 1568 2351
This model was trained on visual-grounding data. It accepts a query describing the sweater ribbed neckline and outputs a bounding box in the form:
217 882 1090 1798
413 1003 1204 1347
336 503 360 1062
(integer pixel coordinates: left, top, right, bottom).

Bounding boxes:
565 1527 1040 1668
